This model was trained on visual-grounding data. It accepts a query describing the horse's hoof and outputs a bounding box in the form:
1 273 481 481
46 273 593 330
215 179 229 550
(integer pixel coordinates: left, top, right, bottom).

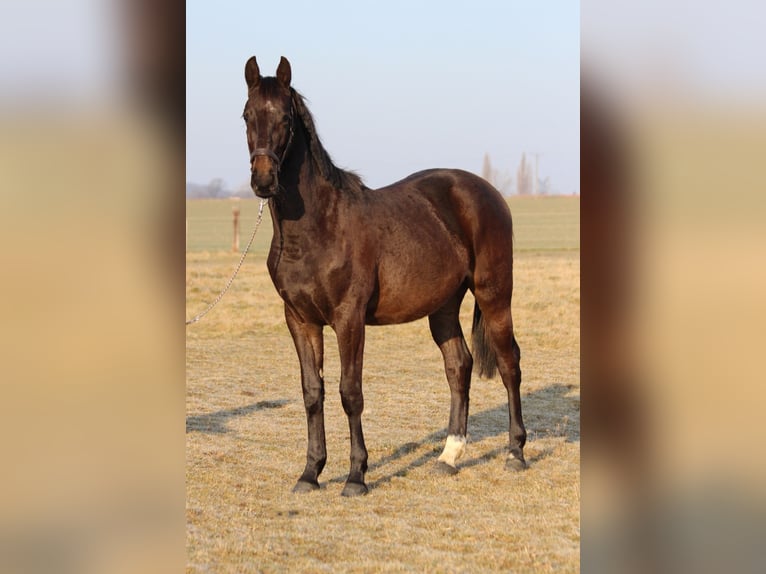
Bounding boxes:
341 481 368 497
292 479 320 493
505 456 528 472
433 460 459 476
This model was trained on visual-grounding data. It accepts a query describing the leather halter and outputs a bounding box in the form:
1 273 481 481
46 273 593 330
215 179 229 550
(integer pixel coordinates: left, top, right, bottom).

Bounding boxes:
250 148 281 164
249 114 295 170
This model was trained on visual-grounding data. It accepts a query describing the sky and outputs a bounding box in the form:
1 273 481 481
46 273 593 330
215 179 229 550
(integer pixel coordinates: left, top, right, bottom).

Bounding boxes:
2 2 763 196
186 1 580 194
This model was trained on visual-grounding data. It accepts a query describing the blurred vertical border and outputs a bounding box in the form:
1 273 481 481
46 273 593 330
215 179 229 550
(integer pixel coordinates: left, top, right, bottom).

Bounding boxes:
582 1 766 572
0 1 186 573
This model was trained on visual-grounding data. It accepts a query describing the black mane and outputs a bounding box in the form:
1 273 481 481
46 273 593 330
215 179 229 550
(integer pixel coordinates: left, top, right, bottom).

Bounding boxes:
290 89 367 194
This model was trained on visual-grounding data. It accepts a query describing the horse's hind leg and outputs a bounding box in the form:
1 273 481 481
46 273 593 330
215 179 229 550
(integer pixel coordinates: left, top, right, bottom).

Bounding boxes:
428 288 473 475
474 292 527 470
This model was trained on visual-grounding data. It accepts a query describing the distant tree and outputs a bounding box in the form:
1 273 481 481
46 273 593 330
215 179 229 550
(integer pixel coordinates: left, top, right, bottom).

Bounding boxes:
481 153 513 195
482 153 492 182
516 153 532 195
206 178 226 198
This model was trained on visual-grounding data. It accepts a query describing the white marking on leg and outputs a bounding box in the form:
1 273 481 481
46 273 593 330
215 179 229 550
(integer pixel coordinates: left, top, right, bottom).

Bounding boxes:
438 435 466 467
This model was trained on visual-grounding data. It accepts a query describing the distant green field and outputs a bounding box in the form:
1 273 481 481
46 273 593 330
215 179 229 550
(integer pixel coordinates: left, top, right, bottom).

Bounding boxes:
186 198 274 256
186 195 579 254
507 195 580 252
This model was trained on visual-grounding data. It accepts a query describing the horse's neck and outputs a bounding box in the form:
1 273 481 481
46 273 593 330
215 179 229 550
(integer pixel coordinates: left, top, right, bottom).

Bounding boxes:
269 147 341 233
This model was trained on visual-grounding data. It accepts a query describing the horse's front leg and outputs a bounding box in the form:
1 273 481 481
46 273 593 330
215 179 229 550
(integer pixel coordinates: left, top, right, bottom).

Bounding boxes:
334 310 368 496
284 305 326 492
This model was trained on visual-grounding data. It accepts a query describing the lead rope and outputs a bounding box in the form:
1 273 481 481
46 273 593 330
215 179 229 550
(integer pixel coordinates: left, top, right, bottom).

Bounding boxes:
186 198 268 326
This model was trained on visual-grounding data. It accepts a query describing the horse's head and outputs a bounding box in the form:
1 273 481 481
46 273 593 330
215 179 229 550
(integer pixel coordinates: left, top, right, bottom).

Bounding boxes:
243 56 295 198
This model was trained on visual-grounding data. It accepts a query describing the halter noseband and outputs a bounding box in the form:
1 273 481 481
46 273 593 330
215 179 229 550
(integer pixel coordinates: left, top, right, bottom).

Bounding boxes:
250 148 281 164
249 114 295 170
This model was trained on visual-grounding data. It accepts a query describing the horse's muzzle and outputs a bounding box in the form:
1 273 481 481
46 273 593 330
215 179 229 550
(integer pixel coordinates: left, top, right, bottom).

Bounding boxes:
251 172 278 198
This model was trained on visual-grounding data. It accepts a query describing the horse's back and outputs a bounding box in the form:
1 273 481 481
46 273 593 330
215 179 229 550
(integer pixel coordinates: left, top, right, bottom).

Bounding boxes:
373 168 514 255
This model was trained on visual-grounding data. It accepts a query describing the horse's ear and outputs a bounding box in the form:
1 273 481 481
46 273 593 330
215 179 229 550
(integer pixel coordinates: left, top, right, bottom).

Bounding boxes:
245 56 260 89
276 56 291 88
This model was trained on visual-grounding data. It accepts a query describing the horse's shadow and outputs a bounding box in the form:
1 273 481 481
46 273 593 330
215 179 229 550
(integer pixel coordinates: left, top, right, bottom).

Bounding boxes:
186 399 290 434
328 382 580 490
186 383 578 490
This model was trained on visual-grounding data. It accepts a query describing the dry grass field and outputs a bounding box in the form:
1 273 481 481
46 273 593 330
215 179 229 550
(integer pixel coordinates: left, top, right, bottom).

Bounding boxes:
186 195 580 572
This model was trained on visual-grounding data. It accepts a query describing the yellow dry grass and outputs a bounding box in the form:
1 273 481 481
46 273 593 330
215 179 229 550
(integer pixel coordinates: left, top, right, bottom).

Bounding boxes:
186 197 579 573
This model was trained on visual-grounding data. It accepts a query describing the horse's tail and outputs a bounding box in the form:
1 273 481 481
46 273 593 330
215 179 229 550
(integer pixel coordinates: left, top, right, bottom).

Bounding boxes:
471 302 497 379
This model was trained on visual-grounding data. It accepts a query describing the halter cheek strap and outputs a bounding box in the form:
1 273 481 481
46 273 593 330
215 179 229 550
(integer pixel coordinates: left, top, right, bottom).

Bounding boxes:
249 115 295 170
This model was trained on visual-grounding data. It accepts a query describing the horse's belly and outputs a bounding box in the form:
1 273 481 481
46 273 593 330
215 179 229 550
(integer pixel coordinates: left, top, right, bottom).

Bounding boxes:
367 258 467 325
367 302 444 325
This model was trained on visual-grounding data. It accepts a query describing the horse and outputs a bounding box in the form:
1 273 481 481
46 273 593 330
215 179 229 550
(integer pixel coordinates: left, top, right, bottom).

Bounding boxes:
243 56 526 496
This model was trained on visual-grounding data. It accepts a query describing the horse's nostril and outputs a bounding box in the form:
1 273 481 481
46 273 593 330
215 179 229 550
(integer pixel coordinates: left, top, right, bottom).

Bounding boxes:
251 171 277 197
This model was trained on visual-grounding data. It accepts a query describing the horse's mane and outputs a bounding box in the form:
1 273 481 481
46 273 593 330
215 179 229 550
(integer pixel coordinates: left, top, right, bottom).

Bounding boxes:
291 89 367 194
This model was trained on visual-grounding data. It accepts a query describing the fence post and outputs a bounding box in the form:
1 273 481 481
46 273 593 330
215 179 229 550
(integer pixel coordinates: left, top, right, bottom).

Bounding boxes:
232 205 240 252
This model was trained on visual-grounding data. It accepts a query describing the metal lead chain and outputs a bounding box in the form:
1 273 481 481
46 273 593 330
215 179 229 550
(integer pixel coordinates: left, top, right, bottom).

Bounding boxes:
186 198 268 326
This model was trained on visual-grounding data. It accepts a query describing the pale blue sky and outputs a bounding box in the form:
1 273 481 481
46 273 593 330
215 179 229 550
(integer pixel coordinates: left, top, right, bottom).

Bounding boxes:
186 1 580 193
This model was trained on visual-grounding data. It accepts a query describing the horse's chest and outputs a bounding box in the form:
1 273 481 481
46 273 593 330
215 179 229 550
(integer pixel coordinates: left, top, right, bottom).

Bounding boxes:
268 254 353 325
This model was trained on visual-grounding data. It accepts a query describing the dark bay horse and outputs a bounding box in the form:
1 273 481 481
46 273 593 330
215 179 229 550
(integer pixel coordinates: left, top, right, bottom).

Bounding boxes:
243 56 526 496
